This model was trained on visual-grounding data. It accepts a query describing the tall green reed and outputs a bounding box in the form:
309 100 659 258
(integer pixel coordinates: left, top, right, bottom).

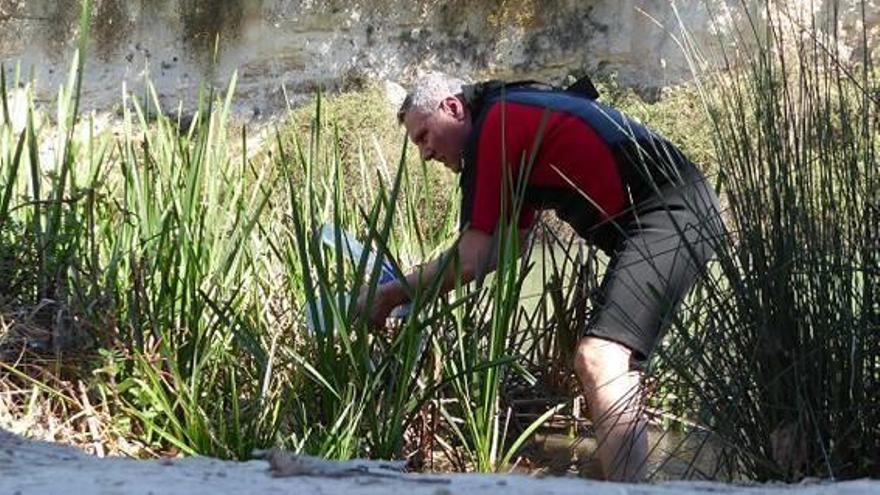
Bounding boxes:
655 1 879 480
0 0 97 346
271 91 489 460
0 0 287 457
434 111 570 472
267 89 412 457
102 77 282 458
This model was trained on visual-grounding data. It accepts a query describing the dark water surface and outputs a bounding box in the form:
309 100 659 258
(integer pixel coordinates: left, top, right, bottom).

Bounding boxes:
521 427 729 481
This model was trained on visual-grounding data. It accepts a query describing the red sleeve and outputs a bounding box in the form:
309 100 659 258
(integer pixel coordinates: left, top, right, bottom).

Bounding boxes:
465 102 537 234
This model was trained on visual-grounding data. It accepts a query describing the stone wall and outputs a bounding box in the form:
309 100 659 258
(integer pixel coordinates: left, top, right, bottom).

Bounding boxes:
0 0 877 118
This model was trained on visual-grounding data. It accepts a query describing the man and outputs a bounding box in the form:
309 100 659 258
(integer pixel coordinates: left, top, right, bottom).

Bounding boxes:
356 72 723 481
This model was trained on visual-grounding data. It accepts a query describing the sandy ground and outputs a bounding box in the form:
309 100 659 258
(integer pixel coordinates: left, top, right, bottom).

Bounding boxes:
1 430 876 495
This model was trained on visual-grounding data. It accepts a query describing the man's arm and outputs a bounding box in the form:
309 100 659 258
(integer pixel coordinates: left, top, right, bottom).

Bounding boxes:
357 227 530 328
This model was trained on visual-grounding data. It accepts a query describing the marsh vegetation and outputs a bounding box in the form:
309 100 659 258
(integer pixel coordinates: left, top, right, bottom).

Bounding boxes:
0 0 877 482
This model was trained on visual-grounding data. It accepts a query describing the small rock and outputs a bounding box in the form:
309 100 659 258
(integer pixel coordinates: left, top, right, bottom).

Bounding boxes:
383 80 407 111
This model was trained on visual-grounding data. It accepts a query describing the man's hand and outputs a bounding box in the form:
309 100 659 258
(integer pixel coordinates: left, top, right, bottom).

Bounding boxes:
352 227 529 329
355 283 398 329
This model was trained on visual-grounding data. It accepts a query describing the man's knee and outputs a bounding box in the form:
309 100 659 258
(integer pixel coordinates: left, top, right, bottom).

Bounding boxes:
573 336 634 390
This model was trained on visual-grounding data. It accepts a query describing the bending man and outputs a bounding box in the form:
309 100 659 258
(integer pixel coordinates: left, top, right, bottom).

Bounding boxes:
356 73 723 481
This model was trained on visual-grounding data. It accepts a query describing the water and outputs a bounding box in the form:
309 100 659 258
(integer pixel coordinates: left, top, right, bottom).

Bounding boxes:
521 428 729 480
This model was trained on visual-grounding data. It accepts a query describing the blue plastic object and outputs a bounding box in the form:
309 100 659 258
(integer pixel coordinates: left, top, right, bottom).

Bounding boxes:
306 225 410 334
319 224 396 283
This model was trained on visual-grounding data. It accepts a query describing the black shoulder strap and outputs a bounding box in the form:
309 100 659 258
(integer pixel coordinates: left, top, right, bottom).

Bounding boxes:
461 75 600 113
460 80 539 111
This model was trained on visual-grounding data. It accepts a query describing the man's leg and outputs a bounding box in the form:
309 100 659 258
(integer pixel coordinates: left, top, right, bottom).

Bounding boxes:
574 336 647 481
573 168 723 481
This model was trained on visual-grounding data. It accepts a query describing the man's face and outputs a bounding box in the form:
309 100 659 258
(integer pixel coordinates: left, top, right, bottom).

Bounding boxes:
403 96 472 173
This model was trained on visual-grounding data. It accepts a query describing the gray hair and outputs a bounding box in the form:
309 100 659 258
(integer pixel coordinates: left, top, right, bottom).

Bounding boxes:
397 72 467 124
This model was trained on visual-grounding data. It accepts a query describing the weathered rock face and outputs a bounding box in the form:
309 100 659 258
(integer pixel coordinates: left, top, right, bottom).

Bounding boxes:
0 1 877 118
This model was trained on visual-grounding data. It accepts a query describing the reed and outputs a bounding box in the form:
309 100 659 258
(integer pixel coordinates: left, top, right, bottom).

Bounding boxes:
652 0 879 479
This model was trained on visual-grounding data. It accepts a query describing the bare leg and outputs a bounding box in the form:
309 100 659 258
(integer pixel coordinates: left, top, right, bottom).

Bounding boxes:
574 336 648 481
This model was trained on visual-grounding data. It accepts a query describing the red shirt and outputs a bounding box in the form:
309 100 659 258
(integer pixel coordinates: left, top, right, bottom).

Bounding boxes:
460 91 631 251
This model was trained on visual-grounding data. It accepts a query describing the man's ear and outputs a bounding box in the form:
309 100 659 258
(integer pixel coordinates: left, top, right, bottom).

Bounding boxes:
440 95 468 121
